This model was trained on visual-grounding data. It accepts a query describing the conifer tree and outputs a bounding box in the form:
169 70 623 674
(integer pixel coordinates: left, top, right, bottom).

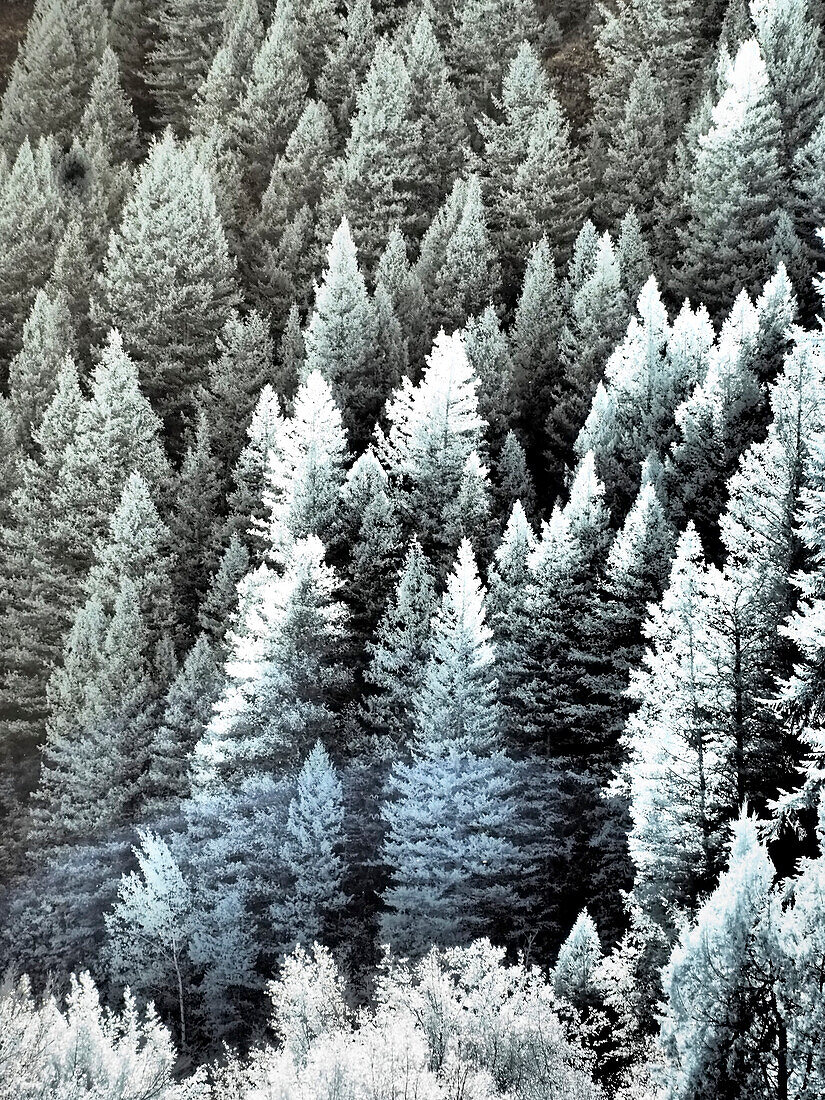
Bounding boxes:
146 634 223 810
751 0 825 154
676 39 791 317
317 0 376 131
94 132 238 435
381 539 520 954
324 42 422 270
659 814 785 1100
145 0 225 131
230 0 307 200
379 330 486 569
510 236 563 458
275 304 304 406
0 138 64 377
0 0 108 150
225 383 285 558
424 175 501 336
493 432 536 523
200 310 275 485
363 537 437 749
197 532 250 645
193 0 263 137
616 209 654 306
7 289 75 453
463 306 514 454
554 909 604 1011
624 525 737 931
601 62 669 233
375 227 428 371
294 0 338 83
303 219 380 450
193 535 350 788
79 46 140 165
275 741 348 948
402 11 469 215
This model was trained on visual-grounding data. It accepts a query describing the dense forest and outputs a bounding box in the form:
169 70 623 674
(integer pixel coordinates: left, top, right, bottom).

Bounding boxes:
1 0 825 1096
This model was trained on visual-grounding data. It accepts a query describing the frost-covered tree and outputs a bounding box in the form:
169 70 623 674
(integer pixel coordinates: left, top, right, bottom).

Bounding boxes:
225 383 285 557
94 132 238 435
145 0 225 131
363 537 436 749
80 46 140 165
381 540 520 954
7 289 75 453
379 330 486 569
676 39 793 317
0 139 63 376
274 741 348 948
230 0 307 199
554 909 604 1011
303 219 380 449
658 814 785 1100
0 0 108 150
193 536 350 790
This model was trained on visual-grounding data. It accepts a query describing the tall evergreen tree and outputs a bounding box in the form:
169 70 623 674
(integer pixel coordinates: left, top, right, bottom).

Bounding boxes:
145 0 225 131
79 46 140 165
0 0 108 150
381 539 520 954
192 0 263 137
94 132 238 436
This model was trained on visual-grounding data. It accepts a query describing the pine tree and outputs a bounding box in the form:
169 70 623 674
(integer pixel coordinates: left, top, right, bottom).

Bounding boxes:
47 220 94 358
601 61 669 233
493 432 536 523
379 329 486 569
303 219 380 450
230 0 307 200
510 236 563 458
381 539 521 954
751 0 825 154
421 175 501 336
197 532 250 645
79 46 140 165
363 537 437 749
262 370 349 560
676 39 791 318
554 909 604 1011
294 0 338 83
193 535 350 789
463 306 514 454
326 42 423 271
616 208 654 306
33 576 158 846
7 289 76 453
0 0 108 150
145 0 225 131
0 138 64 378
200 309 275 485
94 132 238 436
317 0 376 131
659 814 785 1100
146 634 223 809
402 11 469 215
623 525 738 931
226 383 285 559
275 741 348 948
193 0 263 137
375 226 428 372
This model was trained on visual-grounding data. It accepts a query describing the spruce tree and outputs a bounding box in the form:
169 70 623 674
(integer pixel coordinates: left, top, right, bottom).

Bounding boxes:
193 0 263 137
193 535 350 787
7 289 76 453
325 42 422 271
303 218 380 451
225 383 285 559
275 741 348 948
230 0 307 200
79 46 140 165
462 306 515 454
94 132 238 436
381 539 520 954
0 0 108 150
676 38 791 318
317 0 376 131
363 537 437 749
0 138 64 378
145 0 225 131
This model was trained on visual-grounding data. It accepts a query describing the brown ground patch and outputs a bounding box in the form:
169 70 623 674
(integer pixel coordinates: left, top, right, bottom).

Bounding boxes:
0 1 32 93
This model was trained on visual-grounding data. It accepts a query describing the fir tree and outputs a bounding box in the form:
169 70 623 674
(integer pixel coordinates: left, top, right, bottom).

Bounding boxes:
79 46 140 165
225 383 285 559
94 132 238 436
317 0 376 131
0 0 108 150
275 741 348 948
381 540 520 954
0 138 64 378
193 0 263 137
145 0 225 131
230 0 307 200
7 289 75 453
303 218 380 450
